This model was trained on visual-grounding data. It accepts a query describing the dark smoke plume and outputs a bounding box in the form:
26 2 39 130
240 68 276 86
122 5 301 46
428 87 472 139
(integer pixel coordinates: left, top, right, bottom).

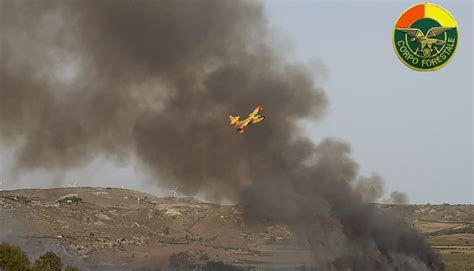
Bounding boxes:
1 0 442 270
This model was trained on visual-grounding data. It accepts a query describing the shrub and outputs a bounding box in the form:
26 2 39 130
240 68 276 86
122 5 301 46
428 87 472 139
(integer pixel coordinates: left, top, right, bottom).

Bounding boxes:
0 242 31 271
32 251 62 271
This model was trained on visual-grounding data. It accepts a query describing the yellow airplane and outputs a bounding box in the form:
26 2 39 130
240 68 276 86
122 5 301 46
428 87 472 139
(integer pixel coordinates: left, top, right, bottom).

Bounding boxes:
229 104 265 134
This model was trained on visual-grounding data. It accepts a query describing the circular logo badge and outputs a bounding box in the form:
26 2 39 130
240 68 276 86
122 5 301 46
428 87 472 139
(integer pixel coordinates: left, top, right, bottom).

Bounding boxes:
393 3 458 71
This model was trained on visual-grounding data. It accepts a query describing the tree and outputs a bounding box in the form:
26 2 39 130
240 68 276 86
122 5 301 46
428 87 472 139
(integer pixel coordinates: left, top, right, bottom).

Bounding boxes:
0 242 31 271
32 251 62 271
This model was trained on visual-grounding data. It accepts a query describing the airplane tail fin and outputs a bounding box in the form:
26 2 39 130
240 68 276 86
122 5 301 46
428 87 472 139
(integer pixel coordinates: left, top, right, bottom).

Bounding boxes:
229 115 239 125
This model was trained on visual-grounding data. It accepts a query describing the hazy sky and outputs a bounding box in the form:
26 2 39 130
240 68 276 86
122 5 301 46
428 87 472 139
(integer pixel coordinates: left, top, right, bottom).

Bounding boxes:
0 1 472 204
264 0 473 204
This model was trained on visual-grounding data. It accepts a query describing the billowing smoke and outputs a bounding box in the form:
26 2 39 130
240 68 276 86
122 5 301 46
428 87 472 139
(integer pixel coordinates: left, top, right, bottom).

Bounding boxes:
355 174 385 203
1 0 442 270
384 191 410 205
355 175 410 205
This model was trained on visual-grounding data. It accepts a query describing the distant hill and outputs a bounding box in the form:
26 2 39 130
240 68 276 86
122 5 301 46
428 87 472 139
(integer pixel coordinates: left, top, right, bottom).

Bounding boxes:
379 204 474 224
1 188 472 270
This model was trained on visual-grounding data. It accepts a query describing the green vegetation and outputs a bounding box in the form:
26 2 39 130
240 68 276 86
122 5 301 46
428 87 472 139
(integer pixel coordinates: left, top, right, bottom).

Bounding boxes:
0 243 80 271
32 251 63 271
0 243 31 271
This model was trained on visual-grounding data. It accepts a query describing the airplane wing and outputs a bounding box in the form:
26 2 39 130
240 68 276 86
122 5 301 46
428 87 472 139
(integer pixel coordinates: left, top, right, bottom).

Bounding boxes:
248 107 260 118
241 117 253 127
251 115 265 124
396 28 424 38
248 104 263 118
426 27 454 38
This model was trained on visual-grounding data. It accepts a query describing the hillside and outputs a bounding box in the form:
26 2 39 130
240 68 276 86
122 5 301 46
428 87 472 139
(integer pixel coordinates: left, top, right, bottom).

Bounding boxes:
0 188 472 270
379 204 474 271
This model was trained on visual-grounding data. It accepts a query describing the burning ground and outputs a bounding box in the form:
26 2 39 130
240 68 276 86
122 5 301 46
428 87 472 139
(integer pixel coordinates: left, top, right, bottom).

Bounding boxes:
1 0 443 270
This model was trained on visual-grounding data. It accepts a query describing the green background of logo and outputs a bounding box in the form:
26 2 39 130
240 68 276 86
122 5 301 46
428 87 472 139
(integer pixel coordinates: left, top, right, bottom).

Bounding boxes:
394 18 458 71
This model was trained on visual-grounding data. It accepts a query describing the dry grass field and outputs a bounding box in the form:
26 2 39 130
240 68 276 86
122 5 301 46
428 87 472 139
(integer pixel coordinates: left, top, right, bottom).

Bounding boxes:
380 204 474 271
1 188 472 270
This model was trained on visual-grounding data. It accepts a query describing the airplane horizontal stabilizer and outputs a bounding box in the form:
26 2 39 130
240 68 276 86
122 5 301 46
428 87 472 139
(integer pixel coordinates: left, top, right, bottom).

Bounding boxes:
229 115 239 125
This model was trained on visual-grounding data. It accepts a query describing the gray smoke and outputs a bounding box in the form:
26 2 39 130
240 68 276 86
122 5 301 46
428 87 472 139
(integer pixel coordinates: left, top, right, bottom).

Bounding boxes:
0 0 442 270
384 191 410 205
355 174 385 203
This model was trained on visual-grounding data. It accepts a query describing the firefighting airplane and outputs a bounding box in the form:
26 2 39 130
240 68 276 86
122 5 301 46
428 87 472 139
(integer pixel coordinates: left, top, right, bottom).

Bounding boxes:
229 104 265 134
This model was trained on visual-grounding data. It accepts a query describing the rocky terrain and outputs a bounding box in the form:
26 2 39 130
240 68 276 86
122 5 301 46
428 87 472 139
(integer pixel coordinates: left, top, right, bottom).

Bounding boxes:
0 188 472 270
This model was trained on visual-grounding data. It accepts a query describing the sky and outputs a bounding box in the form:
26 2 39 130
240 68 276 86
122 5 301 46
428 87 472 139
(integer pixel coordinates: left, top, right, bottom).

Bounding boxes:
263 0 473 204
0 1 472 204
